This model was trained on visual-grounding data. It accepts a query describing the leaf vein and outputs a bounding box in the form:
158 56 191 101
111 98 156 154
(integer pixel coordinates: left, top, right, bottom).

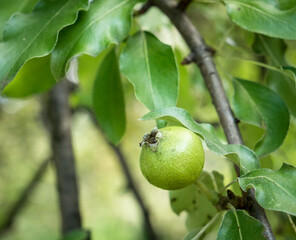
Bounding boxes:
242 175 295 200
9 0 73 75
226 0 295 29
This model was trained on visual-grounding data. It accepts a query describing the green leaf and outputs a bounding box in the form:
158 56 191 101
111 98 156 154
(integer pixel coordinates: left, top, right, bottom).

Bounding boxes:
239 163 296 216
217 210 265 240
252 35 286 65
51 0 140 80
170 184 199 215
170 172 223 231
169 171 223 212
239 123 265 151
141 107 260 175
182 228 201 240
93 49 126 145
233 78 290 157
71 48 111 108
0 0 38 41
252 35 296 116
182 213 221 240
191 172 224 230
266 70 296 116
120 31 179 110
175 49 196 114
1 56 56 98
225 0 296 40
283 66 296 87
0 0 89 92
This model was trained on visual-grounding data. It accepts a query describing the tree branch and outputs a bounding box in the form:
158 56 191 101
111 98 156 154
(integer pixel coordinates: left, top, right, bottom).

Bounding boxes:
177 0 193 11
133 1 153 17
109 144 159 240
83 108 159 240
47 80 84 236
149 1 275 239
0 158 50 236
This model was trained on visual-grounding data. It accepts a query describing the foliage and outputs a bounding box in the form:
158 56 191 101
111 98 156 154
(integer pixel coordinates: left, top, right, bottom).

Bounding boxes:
93 48 126 145
232 78 290 157
217 210 266 240
239 164 296 216
0 0 296 239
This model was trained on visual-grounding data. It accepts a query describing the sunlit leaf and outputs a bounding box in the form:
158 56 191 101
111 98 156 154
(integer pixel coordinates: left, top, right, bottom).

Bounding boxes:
51 0 141 80
0 0 89 92
239 163 296 216
217 210 265 240
141 107 260 175
1 56 56 98
225 0 296 40
120 31 179 111
93 49 126 145
233 78 290 157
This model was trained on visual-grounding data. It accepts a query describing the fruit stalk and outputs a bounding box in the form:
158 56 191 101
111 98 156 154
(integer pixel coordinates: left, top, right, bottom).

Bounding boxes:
194 179 220 206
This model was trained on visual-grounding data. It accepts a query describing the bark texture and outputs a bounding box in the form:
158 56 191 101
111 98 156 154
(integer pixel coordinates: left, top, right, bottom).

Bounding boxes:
48 80 82 235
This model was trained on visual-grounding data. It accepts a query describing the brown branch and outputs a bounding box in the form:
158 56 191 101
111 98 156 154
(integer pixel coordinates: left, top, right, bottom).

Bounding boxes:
216 190 245 211
177 0 193 11
47 80 85 236
0 158 50 236
149 1 275 239
133 1 153 17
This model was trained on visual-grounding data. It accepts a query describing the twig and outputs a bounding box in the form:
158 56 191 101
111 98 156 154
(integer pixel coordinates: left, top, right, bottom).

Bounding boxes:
80 107 159 240
133 1 153 17
109 144 159 240
195 180 246 212
177 0 193 11
181 53 195 65
219 178 238 194
0 158 50 236
149 1 275 239
195 179 219 205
